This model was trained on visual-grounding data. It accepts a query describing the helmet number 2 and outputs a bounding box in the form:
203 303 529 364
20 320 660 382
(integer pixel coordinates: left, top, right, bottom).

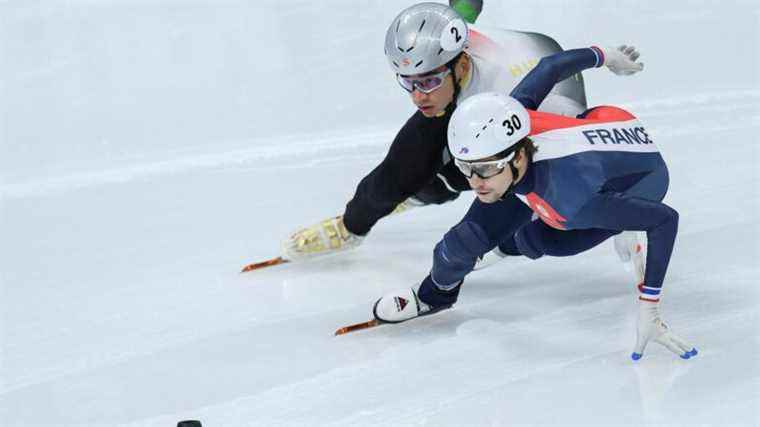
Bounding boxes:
502 114 522 136
441 19 467 51
450 27 462 42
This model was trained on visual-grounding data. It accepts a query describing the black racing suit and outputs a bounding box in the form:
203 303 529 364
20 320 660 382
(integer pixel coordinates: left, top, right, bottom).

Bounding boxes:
342 109 470 236
342 28 588 237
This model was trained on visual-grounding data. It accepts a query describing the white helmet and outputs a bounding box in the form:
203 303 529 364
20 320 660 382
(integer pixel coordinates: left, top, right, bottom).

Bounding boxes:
384 2 468 76
448 93 531 161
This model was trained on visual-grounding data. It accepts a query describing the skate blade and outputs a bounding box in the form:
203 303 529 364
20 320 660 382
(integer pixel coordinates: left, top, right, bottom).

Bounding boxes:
334 319 381 336
240 256 289 273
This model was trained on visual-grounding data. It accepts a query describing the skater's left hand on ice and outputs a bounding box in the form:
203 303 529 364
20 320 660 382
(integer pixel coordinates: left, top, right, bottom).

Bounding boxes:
632 299 698 361
602 45 644 76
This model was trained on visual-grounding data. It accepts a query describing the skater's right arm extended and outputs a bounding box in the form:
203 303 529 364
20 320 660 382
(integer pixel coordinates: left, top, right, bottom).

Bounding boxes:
281 112 449 261
343 112 450 236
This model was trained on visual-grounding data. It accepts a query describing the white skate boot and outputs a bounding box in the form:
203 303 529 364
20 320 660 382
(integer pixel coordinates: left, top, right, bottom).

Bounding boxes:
373 287 432 323
281 198 425 261
281 216 364 261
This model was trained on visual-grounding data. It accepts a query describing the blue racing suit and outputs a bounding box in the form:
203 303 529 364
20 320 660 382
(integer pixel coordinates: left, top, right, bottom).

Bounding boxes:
418 48 678 307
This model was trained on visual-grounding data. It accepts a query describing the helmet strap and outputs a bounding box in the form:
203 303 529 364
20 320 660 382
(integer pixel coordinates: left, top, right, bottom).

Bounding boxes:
500 160 521 198
446 53 465 113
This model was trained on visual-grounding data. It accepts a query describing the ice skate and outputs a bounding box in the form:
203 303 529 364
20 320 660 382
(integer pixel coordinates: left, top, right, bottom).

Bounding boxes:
281 216 364 261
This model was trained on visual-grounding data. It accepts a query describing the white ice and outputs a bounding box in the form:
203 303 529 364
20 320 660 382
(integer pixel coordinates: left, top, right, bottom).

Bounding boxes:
1 1 759 426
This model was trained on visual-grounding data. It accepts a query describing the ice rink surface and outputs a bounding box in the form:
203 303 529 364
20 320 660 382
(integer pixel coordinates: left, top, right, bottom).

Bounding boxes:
1 1 759 425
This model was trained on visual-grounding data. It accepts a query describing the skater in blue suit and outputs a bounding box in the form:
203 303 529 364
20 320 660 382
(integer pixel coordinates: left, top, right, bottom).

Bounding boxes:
373 46 697 361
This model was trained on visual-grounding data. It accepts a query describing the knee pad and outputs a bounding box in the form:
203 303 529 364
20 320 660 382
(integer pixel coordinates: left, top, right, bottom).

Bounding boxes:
513 224 546 260
435 221 491 266
430 221 491 288
496 234 521 256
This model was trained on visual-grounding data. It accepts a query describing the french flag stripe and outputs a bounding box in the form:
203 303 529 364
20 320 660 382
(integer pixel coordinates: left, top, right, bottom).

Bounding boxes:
638 283 661 295
590 46 605 67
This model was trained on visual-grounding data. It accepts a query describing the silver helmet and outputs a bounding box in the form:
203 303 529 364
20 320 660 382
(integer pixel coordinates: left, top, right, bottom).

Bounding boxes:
384 2 468 76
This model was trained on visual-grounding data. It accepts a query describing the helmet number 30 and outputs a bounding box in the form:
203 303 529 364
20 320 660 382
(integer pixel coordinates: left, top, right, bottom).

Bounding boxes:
503 114 522 136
